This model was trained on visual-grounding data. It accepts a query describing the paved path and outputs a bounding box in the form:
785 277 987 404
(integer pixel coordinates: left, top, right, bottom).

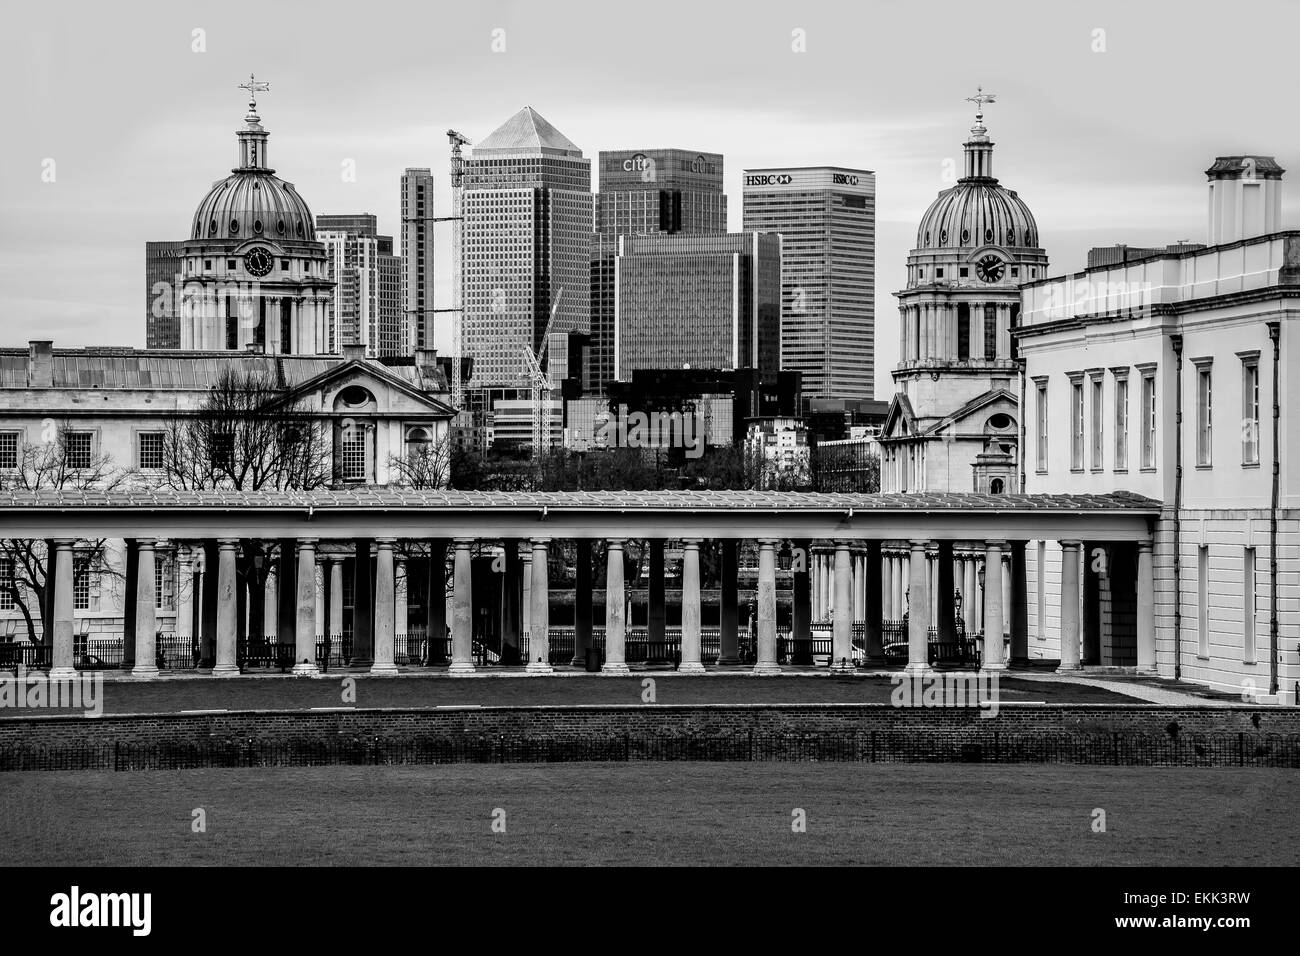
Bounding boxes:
1010 672 1237 706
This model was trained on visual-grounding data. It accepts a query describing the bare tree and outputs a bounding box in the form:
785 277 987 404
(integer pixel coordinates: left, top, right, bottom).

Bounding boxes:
388 434 453 490
0 428 126 644
154 368 333 642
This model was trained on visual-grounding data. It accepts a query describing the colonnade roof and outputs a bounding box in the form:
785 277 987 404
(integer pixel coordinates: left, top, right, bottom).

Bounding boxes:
0 489 1161 543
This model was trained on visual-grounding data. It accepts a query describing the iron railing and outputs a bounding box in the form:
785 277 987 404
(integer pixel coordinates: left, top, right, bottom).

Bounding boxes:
3 730 1299 772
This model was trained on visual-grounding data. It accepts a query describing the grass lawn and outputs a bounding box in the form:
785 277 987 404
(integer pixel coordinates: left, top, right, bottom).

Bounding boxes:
3 763 1296 866
11 673 1132 715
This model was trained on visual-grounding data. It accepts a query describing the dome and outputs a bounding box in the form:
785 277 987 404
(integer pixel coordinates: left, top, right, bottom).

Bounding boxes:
916 181 1038 251
190 171 316 242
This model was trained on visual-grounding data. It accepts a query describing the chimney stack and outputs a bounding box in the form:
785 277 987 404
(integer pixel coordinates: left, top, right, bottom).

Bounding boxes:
342 344 367 362
28 341 53 387
1206 155 1284 245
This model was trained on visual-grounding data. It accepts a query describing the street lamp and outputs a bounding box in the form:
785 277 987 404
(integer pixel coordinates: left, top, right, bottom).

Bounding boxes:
954 588 963 620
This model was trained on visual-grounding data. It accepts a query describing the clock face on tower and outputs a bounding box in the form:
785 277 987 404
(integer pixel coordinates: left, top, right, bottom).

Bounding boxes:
244 247 274 278
975 254 1005 283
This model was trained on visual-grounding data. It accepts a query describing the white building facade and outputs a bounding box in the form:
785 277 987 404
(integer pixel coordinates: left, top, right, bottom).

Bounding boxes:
1018 155 1297 703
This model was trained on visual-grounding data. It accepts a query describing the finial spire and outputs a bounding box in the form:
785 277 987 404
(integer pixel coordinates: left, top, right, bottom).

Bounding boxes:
965 86 996 123
238 73 270 112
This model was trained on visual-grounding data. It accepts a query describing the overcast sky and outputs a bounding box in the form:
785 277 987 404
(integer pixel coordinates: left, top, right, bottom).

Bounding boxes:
2 0 1297 397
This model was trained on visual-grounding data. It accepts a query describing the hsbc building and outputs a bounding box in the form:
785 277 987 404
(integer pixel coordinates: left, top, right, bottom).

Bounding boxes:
742 166 876 402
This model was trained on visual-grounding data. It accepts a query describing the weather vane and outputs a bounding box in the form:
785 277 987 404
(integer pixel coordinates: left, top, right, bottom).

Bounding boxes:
238 73 270 111
965 86 996 121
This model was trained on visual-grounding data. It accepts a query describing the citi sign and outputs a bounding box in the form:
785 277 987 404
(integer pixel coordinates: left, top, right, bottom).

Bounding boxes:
745 174 793 186
623 153 655 172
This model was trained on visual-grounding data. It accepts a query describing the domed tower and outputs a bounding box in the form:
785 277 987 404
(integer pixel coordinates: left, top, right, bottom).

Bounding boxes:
179 78 334 353
880 91 1048 494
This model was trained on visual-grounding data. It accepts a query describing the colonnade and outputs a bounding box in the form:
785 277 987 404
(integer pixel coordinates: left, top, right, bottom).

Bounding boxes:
40 532 1151 680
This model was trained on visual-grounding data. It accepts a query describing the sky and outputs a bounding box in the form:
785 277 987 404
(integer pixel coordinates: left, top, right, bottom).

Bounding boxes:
2 0 1298 398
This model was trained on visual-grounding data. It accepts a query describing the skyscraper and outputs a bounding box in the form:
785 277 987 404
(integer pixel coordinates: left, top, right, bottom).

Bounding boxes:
400 168 437 351
317 214 403 358
460 107 592 390
590 148 726 393
742 166 876 401
613 232 781 380
144 240 185 349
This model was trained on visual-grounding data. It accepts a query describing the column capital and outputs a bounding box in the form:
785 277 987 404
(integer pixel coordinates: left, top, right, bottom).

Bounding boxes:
135 538 157 550
680 537 703 547
757 538 779 547
908 538 934 550
605 537 625 547
453 537 475 547
217 537 240 549
374 537 396 549
1059 539 1083 550
530 536 551 547
1137 539 1154 553
327 553 346 565
296 537 320 548
983 539 1007 550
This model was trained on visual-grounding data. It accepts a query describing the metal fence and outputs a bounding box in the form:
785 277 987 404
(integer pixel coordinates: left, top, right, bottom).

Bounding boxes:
3 730 1298 772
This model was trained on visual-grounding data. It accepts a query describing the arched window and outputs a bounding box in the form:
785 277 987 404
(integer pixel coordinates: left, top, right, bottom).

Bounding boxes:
957 304 971 361
990 478 1005 494
983 304 997 359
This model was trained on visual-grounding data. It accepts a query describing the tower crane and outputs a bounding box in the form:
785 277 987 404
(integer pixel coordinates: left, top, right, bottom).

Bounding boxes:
522 287 563 457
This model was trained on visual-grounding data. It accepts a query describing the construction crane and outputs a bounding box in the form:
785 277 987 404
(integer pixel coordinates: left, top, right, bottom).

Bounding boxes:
400 130 470 409
522 287 563 457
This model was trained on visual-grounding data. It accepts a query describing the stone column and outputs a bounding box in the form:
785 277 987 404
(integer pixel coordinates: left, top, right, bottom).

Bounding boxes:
371 538 398 675
213 538 240 677
131 539 159 679
277 537 297 644
893 554 905 622
718 539 739 665
293 538 320 675
906 539 931 675
647 538 666 646
263 567 277 640
351 538 374 667
865 541 884 663
1007 543 1028 665
449 538 475 675
573 539 593 666
1136 539 1156 673
201 541 218 667
501 539 520 665
983 540 1006 670
679 538 705 674
1057 540 1082 672
328 556 344 662
521 550 533 645
48 540 77 679
176 546 193 649
832 542 853 672
426 541 447 665
526 538 552 673
753 539 780 674
602 539 629 675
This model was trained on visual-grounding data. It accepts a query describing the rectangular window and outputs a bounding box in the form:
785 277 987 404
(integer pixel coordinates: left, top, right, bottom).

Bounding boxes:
1090 376 1104 471
1241 358 1260 465
1114 376 1129 471
1141 371 1157 469
156 554 174 611
1035 382 1048 472
1243 547 1257 664
1197 545 1209 658
1070 379 1084 471
0 556 14 610
64 431 92 470
73 558 92 611
210 432 235 470
341 428 367 481
138 432 164 470
0 431 18 469
1196 364 1213 466
1036 541 1046 640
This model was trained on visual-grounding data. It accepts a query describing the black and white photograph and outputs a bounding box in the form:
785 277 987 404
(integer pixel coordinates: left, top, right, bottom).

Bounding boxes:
0 0 1294 936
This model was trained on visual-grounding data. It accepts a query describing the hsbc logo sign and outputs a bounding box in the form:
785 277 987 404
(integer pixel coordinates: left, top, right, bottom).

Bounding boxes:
745 173 793 186
832 173 860 185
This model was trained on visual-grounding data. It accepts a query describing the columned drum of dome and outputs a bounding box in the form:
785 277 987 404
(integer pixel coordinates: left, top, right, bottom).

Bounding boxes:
881 91 1049 497
176 84 334 355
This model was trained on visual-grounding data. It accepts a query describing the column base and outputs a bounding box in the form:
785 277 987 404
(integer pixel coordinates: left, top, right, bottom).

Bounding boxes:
447 661 476 676
211 664 241 678
48 666 78 681
751 662 782 675
601 662 630 676
1054 663 1083 674
677 661 706 675
368 662 399 676
292 661 321 676
902 662 932 678
525 661 554 674
982 661 1008 672
830 659 856 674
131 665 160 680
